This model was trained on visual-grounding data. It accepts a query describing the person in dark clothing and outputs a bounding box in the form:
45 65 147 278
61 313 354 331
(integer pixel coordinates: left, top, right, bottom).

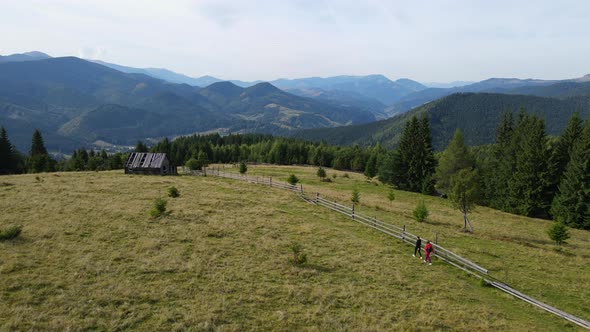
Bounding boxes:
413 236 422 258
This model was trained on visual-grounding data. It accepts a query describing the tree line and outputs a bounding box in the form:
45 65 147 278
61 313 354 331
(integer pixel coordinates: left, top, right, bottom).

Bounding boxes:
0 128 126 174
3 108 589 229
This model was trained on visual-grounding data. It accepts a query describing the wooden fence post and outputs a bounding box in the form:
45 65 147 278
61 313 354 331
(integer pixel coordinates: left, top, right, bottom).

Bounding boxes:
300 184 303 193
435 232 438 245
315 192 319 204
403 225 405 239
352 204 355 220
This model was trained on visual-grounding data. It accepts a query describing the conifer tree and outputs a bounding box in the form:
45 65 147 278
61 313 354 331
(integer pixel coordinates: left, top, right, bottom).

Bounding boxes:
135 140 148 153
28 129 54 173
508 113 551 217
547 113 584 202
364 153 378 179
418 114 437 194
551 120 590 229
0 127 16 174
30 129 48 156
487 112 515 210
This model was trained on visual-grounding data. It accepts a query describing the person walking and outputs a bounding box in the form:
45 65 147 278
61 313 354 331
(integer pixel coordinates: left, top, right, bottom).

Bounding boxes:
413 236 422 258
424 240 434 265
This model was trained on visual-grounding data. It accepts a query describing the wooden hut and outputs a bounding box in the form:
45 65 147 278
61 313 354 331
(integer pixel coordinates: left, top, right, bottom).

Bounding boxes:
124 152 176 175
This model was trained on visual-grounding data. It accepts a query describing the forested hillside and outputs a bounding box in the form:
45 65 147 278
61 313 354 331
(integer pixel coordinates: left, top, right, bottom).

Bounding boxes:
296 93 590 150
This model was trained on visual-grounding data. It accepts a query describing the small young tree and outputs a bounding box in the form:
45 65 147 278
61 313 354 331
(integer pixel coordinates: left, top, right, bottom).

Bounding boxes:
168 186 180 198
387 189 396 206
547 221 570 245
239 161 248 175
317 167 327 181
289 242 307 266
150 197 168 218
413 200 429 222
448 168 480 232
287 174 299 186
351 188 360 204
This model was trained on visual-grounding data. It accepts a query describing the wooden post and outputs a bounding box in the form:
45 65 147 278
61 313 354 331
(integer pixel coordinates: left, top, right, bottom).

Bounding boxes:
403 225 406 240
270 177 272 187
300 184 303 193
352 204 355 220
315 192 319 204
435 232 438 245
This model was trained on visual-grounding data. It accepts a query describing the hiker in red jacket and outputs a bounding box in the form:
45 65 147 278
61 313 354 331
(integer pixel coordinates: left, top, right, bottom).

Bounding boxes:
424 240 434 265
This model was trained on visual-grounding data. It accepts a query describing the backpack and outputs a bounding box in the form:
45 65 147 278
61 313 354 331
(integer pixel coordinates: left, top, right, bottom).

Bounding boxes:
427 246 433 253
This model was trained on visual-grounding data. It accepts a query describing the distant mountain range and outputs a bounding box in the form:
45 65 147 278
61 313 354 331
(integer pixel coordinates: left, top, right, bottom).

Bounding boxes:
2 50 589 153
0 51 51 63
0 56 376 152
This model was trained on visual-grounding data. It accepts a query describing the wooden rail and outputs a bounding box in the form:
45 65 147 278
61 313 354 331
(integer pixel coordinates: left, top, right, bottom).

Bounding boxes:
194 168 590 329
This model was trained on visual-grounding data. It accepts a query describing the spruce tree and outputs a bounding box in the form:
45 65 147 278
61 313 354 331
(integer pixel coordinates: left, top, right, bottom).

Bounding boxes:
28 129 54 173
508 113 551 217
30 129 48 156
418 114 437 194
551 120 590 229
547 113 584 203
0 127 15 174
487 112 515 210
364 153 378 179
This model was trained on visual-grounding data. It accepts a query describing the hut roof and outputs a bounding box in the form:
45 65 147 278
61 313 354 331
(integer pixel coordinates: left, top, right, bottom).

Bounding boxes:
126 152 168 169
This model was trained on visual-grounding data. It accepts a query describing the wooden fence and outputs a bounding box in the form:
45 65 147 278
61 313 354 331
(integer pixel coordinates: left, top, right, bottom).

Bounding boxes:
186 167 590 329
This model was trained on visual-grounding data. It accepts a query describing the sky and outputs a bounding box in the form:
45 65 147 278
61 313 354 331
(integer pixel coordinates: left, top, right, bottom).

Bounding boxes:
1 0 589 82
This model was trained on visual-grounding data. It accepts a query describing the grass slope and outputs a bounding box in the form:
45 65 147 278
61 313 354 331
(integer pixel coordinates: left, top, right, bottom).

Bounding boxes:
0 169 587 330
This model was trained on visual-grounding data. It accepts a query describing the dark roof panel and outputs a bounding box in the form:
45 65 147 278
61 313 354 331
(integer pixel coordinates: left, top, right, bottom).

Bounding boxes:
126 152 168 169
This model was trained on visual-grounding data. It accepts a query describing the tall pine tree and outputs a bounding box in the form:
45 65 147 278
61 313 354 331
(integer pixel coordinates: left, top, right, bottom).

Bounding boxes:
551 120 590 229
508 112 551 217
0 127 15 174
547 113 584 204
486 112 515 210
28 129 54 173
386 115 436 193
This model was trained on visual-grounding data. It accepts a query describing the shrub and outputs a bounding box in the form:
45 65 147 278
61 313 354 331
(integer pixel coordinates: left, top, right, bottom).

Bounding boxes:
287 174 299 186
413 200 429 222
168 186 180 198
342 173 350 178
185 158 202 170
387 189 396 205
332 173 337 179
547 221 570 246
317 167 326 181
289 242 307 266
239 162 248 175
150 197 168 218
0 225 22 241
351 188 360 204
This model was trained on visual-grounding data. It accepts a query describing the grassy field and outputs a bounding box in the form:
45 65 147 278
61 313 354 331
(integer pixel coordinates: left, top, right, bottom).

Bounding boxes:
0 168 588 331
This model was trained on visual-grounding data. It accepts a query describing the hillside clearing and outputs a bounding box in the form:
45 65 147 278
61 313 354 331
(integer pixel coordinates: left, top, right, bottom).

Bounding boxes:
0 170 587 330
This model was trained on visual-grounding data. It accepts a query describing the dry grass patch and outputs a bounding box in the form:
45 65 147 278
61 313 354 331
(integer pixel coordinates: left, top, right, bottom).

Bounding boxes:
0 170 586 330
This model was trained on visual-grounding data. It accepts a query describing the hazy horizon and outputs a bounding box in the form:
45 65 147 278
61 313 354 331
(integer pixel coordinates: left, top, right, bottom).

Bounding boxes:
2 0 589 82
